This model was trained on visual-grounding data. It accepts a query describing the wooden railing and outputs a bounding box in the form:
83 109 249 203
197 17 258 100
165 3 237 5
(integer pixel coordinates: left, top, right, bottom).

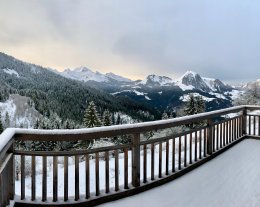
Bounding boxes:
0 105 259 206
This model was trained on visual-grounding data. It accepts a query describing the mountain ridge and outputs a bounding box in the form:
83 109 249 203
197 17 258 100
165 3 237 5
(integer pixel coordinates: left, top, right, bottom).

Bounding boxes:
59 67 232 93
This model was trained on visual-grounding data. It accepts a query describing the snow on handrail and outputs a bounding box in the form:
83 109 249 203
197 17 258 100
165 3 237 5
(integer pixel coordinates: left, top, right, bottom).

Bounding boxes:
0 105 258 153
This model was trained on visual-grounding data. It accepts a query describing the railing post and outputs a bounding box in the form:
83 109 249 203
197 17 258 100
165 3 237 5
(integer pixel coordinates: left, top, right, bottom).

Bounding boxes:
131 133 140 187
207 119 213 155
9 143 15 201
0 142 15 206
242 108 247 136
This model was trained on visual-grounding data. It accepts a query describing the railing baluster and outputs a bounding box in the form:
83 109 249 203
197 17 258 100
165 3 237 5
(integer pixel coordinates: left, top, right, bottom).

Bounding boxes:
216 124 219 150
159 142 162 178
254 116 256 135
143 144 147 181
229 120 232 143
151 143 155 180
64 156 68 201
233 119 236 140
53 156 58 202
42 156 47 202
85 154 90 199
105 151 110 193
31 155 35 201
207 119 213 155
189 132 192 164
184 134 187 167
21 155 25 200
242 109 247 135
172 139 175 172
75 155 79 201
124 148 128 189
95 152 100 196
220 123 223 148
212 125 215 152
203 129 207 157
178 136 182 170
115 149 119 191
199 130 202 159
238 117 240 137
240 116 243 137
234 118 236 140
231 119 234 141
249 115 252 135
165 140 169 175
225 121 228 146
132 133 140 187
258 116 260 136
235 118 238 139
195 131 197 161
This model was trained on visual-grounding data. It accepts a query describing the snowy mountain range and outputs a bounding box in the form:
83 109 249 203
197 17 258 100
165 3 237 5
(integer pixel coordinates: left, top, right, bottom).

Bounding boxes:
58 67 238 112
59 68 232 94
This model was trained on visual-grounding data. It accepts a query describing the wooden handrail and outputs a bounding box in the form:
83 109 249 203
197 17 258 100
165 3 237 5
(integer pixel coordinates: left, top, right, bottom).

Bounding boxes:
11 105 248 141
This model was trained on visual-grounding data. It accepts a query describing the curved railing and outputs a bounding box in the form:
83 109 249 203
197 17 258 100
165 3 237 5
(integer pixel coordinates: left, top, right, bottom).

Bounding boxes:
0 105 259 206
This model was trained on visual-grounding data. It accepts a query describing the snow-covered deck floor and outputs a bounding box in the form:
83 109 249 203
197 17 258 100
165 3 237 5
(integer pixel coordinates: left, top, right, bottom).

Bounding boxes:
99 139 260 207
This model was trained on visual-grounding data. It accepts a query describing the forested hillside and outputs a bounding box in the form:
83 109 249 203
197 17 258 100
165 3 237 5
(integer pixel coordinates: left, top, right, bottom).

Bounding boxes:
0 53 160 126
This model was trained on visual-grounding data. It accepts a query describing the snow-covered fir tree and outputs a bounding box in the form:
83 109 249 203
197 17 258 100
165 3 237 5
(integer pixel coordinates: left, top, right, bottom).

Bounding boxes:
76 101 101 149
184 94 197 116
162 112 169 120
184 94 205 128
116 113 121 125
4 112 10 128
195 95 205 114
34 119 39 129
103 109 112 126
83 101 101 128
0 112 3 134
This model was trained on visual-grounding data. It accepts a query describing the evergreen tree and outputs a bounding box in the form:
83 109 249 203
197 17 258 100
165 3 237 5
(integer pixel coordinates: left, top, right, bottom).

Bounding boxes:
77 101 101 149
32 141 49 151
162 112 168 120
111 113 115 125
116 114 121 125
83 101 101 128
34 119 39 129
103 110 112 126
4 112 10 128
184 94 205 128
184 94 197 116
0 112 3 134
195 96 205 114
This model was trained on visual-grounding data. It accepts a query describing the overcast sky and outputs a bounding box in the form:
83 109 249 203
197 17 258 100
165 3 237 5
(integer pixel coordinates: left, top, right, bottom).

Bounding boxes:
1 0 260 83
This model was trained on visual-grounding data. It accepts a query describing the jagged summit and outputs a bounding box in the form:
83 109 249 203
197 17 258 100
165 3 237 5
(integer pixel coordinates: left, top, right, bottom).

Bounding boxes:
175 71 210 92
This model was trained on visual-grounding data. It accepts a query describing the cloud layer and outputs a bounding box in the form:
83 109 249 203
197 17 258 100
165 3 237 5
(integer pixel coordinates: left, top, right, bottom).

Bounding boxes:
1 0 260 82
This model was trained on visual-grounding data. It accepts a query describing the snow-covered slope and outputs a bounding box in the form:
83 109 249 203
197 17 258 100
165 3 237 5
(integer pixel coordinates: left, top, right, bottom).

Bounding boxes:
203 77 232 93
105 72 132 82
0 94 42 128
60 67 132 83
244 79 260 90
3 68 20 77
61 67 109 82
138 75 173 87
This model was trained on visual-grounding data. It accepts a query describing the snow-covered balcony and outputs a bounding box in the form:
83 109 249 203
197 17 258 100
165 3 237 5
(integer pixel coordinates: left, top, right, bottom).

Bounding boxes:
0 105 259 207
